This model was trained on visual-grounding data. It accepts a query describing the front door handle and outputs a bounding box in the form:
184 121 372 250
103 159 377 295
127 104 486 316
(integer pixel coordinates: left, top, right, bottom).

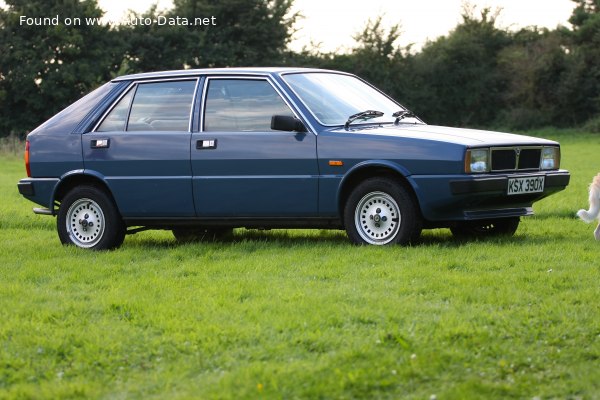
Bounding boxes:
91 138 110 149
196 139 217 150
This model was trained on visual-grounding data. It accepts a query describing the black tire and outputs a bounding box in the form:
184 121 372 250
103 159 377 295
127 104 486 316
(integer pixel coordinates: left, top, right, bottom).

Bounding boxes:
450 217 520 239
57 185 125 250
172 227 233 243
344 177 422 245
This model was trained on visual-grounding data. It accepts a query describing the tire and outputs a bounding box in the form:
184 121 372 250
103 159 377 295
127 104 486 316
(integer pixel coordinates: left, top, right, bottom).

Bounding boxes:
344 177 422 245
172 227 233 243
450 217 520 239
57 185 125 250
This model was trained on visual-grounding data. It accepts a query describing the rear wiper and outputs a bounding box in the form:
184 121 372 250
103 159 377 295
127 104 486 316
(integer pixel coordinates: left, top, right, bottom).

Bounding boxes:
344 110 384 130
392 109 416 124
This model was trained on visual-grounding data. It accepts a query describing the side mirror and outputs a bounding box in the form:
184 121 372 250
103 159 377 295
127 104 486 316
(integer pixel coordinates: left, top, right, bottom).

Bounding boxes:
271 115 307 133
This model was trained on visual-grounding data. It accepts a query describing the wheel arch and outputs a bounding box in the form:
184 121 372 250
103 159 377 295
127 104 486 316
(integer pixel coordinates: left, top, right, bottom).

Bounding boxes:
337 161 422 220
53 170 114 207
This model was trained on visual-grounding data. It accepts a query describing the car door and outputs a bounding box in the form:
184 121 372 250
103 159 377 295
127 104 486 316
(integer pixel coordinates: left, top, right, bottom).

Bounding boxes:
191 77 319 217
82 79 197 217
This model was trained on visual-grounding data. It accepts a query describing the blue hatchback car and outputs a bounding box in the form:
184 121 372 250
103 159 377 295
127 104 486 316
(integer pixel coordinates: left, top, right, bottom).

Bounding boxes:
18 68 570 249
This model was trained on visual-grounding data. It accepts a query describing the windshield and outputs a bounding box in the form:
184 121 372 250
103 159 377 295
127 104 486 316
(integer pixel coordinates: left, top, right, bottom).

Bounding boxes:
282 72 413 126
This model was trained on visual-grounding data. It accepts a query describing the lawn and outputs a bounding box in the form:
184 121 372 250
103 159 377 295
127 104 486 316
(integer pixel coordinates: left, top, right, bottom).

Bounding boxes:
1 130 599 399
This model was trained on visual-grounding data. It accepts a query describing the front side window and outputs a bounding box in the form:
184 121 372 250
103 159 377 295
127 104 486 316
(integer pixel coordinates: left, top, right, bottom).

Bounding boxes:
204 79 294 132
97 80 196 132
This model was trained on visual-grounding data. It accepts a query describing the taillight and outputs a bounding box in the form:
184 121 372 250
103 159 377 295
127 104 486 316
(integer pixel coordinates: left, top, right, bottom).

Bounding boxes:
25 140 31 177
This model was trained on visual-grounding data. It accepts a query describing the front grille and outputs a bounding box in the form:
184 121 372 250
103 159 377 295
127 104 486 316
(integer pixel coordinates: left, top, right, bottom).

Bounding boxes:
518 148 541 169
490 147 542 172
491 149 516 171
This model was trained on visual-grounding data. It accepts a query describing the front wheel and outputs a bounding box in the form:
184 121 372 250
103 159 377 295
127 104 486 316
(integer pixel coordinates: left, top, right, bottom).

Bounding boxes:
57 185 125 250
344 178 422 245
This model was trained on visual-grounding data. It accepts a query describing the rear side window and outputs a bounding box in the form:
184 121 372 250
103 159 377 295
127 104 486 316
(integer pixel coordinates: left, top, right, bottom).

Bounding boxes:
97 80 196 132
204 79 294 132
96 89 134 132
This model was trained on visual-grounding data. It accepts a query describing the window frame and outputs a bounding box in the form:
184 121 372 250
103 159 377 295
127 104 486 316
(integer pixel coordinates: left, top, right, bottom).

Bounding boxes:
92 77 200 133
199 76 303 134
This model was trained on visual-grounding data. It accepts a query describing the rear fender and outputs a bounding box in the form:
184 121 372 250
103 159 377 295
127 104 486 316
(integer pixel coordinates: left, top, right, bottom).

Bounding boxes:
52 170 111 208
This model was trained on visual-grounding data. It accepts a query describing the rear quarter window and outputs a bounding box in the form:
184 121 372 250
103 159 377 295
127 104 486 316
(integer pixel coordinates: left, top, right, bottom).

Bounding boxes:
32 82 120 136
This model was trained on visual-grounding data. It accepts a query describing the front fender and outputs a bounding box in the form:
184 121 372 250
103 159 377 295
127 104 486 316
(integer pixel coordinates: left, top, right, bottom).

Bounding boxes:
335 160 420 216
340 160 412 185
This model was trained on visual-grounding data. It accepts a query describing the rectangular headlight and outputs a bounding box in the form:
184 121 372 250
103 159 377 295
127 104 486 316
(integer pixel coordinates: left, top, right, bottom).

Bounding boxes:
465 148 490 173
540 146 560 170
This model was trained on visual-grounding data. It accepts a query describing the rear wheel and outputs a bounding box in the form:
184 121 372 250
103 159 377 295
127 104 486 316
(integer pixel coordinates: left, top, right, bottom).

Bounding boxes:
450 217 520 239
57 185 125 250
344 177 421 245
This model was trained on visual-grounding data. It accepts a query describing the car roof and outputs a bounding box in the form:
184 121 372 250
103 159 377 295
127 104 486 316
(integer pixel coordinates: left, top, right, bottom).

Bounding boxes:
111 67 343 82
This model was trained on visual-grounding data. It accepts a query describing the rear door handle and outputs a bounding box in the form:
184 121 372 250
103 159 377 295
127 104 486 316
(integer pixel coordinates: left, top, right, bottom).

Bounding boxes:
196 139 217 150
91 138 110 149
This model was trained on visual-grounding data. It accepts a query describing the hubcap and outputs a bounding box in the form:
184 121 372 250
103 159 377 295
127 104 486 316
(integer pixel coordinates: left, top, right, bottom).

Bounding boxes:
66 198 105 248
355 191 401 245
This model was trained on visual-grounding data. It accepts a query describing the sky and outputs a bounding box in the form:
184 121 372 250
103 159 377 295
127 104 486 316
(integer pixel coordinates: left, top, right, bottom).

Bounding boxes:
98 0 576 52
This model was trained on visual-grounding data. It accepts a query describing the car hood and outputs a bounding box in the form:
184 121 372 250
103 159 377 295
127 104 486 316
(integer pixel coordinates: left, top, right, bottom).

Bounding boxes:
329 124 559 147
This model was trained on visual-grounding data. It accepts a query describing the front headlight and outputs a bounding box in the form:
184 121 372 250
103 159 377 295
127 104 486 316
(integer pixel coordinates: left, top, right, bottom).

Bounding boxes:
465 148 490 173
541 146 560 170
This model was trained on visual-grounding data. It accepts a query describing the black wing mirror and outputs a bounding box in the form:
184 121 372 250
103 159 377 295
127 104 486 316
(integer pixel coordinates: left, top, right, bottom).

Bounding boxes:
271 115 307 133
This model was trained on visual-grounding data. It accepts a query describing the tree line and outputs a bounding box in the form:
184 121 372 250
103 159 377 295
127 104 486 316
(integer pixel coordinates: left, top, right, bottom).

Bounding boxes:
1 0 599 137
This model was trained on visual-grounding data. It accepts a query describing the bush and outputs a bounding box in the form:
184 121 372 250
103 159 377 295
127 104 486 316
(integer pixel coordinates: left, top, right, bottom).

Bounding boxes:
0 134 25 156
582 115 600 133
495 108 551 131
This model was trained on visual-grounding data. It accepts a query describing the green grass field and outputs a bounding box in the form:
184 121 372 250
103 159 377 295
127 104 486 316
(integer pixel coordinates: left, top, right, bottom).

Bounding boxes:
1 131 599 399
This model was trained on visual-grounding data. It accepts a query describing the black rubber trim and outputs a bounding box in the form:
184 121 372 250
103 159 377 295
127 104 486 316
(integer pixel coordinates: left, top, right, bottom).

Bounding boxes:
450 171 570 195
17 182 34 196
450 177 506 195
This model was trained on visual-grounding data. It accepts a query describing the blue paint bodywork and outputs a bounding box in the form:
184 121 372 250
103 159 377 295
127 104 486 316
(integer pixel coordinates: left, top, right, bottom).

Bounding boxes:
18 67 570 232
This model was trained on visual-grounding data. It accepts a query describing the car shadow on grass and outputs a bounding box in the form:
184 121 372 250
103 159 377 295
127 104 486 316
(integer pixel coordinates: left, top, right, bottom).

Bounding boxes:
121 227 559 251
124 228 351 249
416 228 570 248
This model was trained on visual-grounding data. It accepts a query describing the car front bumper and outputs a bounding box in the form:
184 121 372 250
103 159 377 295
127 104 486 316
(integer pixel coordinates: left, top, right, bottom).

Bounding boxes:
411 170 570 222
449 170 570 195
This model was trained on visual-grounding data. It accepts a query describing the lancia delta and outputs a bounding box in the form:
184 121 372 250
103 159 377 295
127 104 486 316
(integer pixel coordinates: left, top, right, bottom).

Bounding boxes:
17 68 570 249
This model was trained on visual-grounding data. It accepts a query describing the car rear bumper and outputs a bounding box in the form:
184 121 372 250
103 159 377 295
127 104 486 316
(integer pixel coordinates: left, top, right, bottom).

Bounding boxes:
17 181 35 196
17 178 59 212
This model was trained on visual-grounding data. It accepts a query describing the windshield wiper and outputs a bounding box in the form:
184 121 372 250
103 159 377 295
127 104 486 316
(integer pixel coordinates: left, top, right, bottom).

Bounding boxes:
344 110 384 130
392 109 416 124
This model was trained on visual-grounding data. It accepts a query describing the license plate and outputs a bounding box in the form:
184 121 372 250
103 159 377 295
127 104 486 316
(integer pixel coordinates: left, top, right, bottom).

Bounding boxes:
507 176 545 195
